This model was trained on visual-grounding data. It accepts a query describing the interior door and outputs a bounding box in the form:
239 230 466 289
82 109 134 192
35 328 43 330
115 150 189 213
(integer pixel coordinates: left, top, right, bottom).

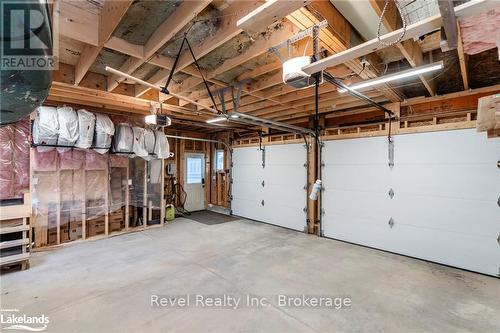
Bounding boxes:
184 153 205 212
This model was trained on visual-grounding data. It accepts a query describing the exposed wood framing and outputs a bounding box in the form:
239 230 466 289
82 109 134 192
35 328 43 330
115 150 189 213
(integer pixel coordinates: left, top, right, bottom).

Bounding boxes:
456 24 470 90
237 0 311 33
438 0 459 51
74 0 133 85
135 1 261 98
370 0 436 96
291 1 402 102
302 0 498 75
107 1 212 92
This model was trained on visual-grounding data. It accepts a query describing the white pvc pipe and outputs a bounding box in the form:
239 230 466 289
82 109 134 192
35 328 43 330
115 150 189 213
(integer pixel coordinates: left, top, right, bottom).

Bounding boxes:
105 66 218 114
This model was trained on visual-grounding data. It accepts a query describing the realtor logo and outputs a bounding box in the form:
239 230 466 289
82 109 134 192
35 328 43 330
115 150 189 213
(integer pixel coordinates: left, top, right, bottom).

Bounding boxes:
1 1 58 70
1 309 50 331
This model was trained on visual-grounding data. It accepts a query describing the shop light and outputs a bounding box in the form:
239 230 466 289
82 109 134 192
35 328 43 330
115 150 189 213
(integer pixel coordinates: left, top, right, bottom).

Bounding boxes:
338 61 444 93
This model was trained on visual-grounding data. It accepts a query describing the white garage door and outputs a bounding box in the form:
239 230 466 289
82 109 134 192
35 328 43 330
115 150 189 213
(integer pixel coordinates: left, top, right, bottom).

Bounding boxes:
232 143 307 231
323 129 500 276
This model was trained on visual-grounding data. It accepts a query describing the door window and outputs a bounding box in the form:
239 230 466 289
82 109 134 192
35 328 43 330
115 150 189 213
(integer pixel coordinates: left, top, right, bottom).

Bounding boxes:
187 157 202 184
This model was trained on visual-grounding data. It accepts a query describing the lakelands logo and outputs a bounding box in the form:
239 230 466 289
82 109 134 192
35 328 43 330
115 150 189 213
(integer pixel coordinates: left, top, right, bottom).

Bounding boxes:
1 309 50 331
0 1 58 70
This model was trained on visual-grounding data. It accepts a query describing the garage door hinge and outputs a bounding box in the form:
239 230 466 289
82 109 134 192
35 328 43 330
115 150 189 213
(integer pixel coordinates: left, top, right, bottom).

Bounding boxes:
321 208 325 216
229 195 233 201
261 200 265 206
303 162 308 168
388 217 395 228
231 162 234 167
303 184 307 190
497 234 500 245
388 188 394 199
261 180 265 187
303 207 307 213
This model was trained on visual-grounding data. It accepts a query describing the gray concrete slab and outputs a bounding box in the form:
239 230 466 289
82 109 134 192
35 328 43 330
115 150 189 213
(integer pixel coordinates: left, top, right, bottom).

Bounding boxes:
1 218 499 333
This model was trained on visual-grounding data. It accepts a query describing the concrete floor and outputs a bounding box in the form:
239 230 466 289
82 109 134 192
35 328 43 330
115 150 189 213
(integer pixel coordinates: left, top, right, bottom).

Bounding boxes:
2 217 499 333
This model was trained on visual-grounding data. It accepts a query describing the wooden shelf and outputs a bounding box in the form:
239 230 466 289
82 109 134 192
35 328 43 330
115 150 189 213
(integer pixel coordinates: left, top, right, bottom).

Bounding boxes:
0 225 30 235
0 238 29 250
0 253 30 266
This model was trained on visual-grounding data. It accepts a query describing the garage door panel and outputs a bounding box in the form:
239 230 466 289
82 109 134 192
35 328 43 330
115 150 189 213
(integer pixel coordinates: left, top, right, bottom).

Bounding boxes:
323 136 389 164
265 183 306 207
265 165 306 186
232 198 265 222
263 193 306 231
394 130 499 164
326 164 391 193
392 195 500 237
392 164 498 200
323 129 500 276
232 144 307 231
325 191 389 222
266 144 306 165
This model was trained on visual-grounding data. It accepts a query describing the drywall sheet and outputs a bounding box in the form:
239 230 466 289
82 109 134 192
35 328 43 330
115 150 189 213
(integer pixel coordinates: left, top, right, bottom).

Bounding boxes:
322 129 500 276
232 143 307 231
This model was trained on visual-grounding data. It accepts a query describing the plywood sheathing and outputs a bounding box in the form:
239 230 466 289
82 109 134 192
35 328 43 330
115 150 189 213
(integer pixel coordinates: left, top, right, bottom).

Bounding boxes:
90 48 129 76
113 0 182 45
468 48 500 89
196 22 286 72
131 63 161 81
160 6 221 58
214 53 277 84
59 36 86 66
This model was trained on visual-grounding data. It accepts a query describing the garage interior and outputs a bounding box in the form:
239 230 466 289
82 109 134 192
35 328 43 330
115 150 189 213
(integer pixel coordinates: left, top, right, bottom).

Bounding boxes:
0 0 499 332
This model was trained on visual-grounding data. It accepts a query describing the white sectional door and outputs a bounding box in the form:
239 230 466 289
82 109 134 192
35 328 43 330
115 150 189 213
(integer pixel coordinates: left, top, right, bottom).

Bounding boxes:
322 129 500 276
232 144 307 231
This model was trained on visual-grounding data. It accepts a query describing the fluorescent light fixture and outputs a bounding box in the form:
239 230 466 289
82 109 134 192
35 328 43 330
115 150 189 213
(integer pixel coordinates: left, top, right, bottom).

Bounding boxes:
206 116 227 124
230 114 239 119
339 61 443 93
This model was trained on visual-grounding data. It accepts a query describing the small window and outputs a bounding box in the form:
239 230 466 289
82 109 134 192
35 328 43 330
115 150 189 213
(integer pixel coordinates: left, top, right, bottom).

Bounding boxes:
187 157 202 184
216 150 224 172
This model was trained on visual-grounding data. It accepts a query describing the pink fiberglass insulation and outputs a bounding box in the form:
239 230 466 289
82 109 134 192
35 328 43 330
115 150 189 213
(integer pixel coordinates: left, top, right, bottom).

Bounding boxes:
85 150 108 170
459 8 500 55
33 150 58 172
109 155 129 168
0 117 30 200
59 149 85 170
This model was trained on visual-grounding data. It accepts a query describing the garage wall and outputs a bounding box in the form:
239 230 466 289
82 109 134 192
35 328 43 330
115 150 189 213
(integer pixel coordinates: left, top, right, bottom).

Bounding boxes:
232 143 307 231
322 129 500 276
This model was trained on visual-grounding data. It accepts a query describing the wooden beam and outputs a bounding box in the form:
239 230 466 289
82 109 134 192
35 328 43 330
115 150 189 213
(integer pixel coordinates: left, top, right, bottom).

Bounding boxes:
303 0 497 75
288 3 402 102
438 0 458 51
135 1 260 98
456 24 470 90
370 0 436 96
107 1 211 91
237 0 310 33
59 1 98 46
74 0 133 85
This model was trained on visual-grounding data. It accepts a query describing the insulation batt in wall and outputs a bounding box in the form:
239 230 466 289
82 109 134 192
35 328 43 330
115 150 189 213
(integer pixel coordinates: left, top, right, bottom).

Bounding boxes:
0 117 30 200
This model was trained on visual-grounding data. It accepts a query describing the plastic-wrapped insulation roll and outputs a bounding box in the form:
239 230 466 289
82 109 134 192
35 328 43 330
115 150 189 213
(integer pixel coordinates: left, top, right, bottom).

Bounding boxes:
56 105 79 152
143 129 156 160
93 113 115 154
33 106 59 152
75 109 95 149
154 130 170 159
112 123 134 154
132 126 148 158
